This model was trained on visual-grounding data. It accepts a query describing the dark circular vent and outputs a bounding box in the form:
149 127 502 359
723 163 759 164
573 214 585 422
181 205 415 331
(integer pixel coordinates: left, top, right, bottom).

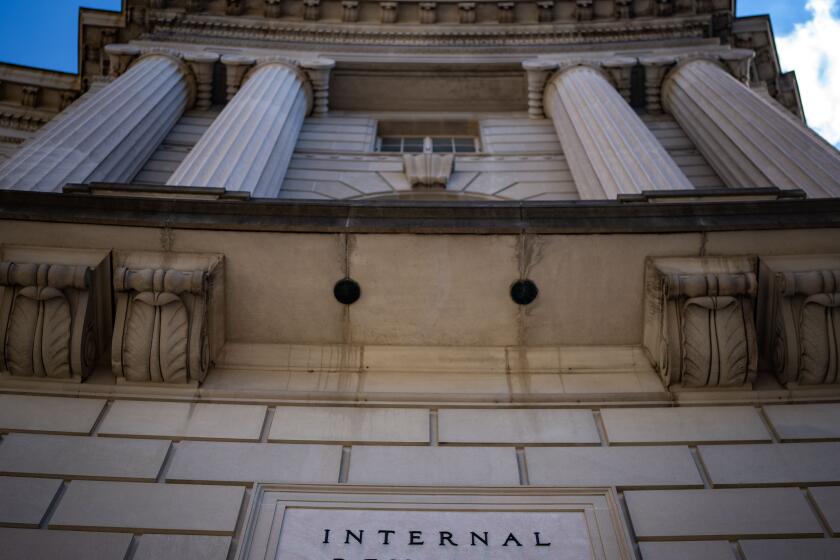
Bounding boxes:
510 279 539 305
333 278 361 305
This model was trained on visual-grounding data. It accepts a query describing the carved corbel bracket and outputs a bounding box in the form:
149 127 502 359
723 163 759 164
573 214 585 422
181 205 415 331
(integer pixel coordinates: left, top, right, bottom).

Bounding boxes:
111 252 223 386
0 248 111 382
20 86 40 109
638 55 677 114
226 0 244 15
497 2 515 23
303 0 321 20
537 1 554 22
615 0 632 18
301 59 336 117
264 0 283 18
522 59 557 119
458 2 476 24
403 138 454 189
419 2 437 24
342 1 360 22
380 2 398 23
644 257 759 389
758 255 840 386
104 44 140 79
221 54 256 101
576 0 593 21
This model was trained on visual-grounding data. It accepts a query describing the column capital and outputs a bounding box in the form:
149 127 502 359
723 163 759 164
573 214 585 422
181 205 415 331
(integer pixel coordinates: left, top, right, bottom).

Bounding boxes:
300 59 337 116
522 59 557 119
130 50 197 109
220 54 255 102
600 56 638 103
246 58 314 115
183 52 220 110
638 55 678 113
104 44 140 79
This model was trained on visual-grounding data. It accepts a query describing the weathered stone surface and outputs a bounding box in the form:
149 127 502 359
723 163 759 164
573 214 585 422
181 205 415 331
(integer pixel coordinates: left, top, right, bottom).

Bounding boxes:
526 446 703 488
639 541 735 560
438 409 599 444
269 406 429 443
348 446 519 485
626 488 823 539
0 395 105 434
134 534 232 560
50 481 245 534
0 528 132 560
699 442 840 486
98 400 266 441
0 476 62 527
167 441 341 484
0 433 169 481
740 539 840 560
764 403 840 440
810 487 840 535
601 406 770 444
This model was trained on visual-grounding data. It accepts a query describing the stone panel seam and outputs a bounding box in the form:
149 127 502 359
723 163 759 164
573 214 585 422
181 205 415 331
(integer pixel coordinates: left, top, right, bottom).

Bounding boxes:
617 491 643 560
593 410 609 446
226 488 252 560
805 487 835 537
124 535 139 560
689 445 713 489
732 541 747 560
429 409 439 446
258 407 275 443
155 441 176 483
38 480 67 529
338 445 351 483
756 406 781 443
516 447 529 485
89 400 113 436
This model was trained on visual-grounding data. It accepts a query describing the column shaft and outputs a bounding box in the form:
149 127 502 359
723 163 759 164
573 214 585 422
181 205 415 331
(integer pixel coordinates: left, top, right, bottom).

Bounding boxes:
545 65 693 199
0 55 191 192
663 59 840 197
167 62 310 198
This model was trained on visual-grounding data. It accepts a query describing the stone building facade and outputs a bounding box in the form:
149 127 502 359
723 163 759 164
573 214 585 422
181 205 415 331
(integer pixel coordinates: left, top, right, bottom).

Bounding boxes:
1 1 840 559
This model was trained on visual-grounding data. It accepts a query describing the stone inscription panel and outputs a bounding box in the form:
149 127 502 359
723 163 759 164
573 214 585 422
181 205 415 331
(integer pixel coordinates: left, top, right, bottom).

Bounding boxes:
237 487 631 560
276 508 591 560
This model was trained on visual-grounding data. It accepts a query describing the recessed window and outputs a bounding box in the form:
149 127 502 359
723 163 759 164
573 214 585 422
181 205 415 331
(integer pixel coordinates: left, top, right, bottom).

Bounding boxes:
378 136 478 153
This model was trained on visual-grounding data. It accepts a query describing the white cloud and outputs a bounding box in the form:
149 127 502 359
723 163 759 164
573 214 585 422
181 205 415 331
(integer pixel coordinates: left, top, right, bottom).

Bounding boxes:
775 0 840 148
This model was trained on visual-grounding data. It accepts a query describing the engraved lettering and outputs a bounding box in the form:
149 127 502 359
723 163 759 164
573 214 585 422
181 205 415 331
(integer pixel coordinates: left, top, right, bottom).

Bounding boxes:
345 530 364 544
535 532 551 546
408 531 424 545
378 530 395 545
323 529 331 544
502 533 523 547
439 531 458 546
470 531 488 546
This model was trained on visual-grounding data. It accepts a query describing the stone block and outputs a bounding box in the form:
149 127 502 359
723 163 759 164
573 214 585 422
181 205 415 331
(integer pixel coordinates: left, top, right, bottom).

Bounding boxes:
699 442 840 486
269 407 429 443
134 534 231 560
0 528 132 560
764 403 840 440
740 539 840 560
50 481 245 534
625 488 823 539
0 433 169 481
639 541 735 560
348 446 519 485
166 441 341 485
98 400 266 441
438 409 599 444
0 476 62 527
810 487 840 535
643 257 758 388
601 406 770 444
0 394 105 434
526 446 703 488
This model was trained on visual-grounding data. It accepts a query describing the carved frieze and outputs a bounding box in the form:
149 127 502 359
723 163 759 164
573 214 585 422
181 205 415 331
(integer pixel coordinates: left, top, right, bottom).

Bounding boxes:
644 257 759 389
537 1 554 22
497 3 515 24
111 253 223 385
759 256 840 386
342 1 360 22
265 0 283 18
20 86 39 109
458 2 476 24
419 3 436 24
304 0 321 20
0 248 111 382
380 2 397 23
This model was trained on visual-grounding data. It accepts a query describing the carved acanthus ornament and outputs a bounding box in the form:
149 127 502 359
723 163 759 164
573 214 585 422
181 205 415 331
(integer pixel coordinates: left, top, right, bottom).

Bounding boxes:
759 260 840 386
644 258 759 389
403 137 454 189
112 266 215 385
0 262 100 380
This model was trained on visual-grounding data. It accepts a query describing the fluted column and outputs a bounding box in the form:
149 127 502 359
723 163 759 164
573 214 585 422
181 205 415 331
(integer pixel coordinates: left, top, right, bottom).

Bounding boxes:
544 64 693 199
663 57 840 197
166 60 314 198
0 52 193 192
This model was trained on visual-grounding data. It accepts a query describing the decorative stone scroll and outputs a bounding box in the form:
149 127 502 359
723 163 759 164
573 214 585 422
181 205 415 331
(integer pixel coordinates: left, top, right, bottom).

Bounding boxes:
111 258 220 385
758 256 840 386
644 257 759 389
403 137 454 189
0 249 111 382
